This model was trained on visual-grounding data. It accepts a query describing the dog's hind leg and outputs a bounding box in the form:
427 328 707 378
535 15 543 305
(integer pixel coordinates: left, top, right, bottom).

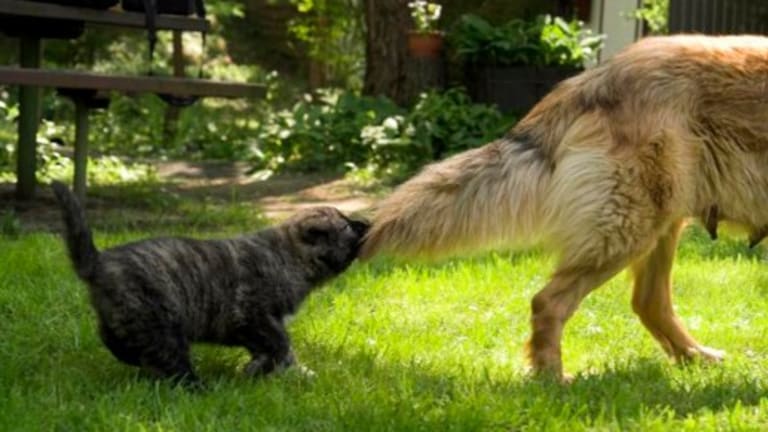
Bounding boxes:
631 219 725 362
526 259 629 381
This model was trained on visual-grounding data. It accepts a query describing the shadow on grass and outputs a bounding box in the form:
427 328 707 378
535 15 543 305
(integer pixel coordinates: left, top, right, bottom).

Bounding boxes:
60 340 766 427
679 225 766 261
293 344 767 428
0 179 274 236
3 279 765 429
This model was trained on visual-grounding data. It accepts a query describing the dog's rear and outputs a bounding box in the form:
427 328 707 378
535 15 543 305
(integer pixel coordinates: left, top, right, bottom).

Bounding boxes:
361 35 768 379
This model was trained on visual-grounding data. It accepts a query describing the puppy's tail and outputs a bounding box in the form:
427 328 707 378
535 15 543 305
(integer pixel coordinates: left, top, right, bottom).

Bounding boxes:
359 136 554 260
51 182 99 281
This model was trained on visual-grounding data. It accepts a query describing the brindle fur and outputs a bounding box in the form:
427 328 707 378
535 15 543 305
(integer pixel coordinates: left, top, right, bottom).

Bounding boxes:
52 181 368 387
360 35 768 380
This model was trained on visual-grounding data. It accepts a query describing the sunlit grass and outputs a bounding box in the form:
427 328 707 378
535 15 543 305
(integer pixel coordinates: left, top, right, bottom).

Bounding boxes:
2 208 768 430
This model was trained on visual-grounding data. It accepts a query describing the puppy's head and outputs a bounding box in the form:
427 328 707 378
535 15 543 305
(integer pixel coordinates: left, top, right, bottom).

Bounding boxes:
283 206 369 279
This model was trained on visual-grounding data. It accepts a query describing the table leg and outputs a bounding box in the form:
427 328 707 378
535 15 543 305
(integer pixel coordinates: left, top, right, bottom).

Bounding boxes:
16 36 42 200
73 98 89 201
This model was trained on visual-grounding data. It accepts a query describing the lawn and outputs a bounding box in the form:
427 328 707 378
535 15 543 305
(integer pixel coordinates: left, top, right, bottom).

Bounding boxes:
2 187 768 431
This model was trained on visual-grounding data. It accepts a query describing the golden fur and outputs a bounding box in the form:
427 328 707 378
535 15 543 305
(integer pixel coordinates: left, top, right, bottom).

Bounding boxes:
360 35 768 379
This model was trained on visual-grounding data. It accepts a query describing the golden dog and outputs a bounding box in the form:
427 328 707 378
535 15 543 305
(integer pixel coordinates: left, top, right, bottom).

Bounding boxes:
360 35 768 380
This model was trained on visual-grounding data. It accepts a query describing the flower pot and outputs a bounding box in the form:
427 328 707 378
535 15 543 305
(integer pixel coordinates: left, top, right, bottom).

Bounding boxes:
407 31 444 59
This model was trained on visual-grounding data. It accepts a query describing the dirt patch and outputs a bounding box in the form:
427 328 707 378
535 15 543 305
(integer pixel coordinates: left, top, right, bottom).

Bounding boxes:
157 161 377 220
0 161 379 231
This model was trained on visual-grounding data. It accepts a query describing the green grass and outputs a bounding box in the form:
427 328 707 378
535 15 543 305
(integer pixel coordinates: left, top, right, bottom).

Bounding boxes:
3 197 768 430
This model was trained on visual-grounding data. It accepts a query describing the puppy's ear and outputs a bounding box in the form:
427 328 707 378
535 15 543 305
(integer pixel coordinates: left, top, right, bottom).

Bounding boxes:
349 219 370 236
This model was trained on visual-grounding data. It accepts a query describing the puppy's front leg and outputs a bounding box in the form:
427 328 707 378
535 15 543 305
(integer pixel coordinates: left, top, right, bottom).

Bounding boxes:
242 316 294 376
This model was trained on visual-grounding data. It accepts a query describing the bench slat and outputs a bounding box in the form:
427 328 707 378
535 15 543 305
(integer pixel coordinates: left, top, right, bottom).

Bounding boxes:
0 66 266 99
0 0 209 32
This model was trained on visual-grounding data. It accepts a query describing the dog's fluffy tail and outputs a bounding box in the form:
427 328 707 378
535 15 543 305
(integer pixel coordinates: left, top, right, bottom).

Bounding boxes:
359 137 556 260
359 73 597 261
51 181 99 281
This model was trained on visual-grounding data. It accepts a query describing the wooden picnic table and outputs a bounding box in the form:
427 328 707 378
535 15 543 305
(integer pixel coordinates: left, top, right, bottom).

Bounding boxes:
0 0 265 200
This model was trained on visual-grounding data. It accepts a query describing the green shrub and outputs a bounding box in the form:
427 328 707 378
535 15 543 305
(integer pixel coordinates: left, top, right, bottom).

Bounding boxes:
0 97 16 171
250 88 404 173
0 100 157 186
449 14 604 68
359 88 512 179
0 209 20 239
248 87 511 180
631 0 669 35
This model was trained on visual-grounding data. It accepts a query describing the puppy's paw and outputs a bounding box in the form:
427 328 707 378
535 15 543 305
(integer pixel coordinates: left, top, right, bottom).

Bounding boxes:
244 351 297 377
278 351 296 369
244 354 271 377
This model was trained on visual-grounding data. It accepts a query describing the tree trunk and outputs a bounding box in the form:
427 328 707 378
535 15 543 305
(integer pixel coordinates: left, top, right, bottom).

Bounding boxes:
363 0 411 105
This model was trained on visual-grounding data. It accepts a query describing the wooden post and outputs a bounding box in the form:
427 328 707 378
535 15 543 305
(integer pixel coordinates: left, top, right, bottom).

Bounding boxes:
172 30 184 76
72 97 89 201
162 30 185 143
16 36 42 200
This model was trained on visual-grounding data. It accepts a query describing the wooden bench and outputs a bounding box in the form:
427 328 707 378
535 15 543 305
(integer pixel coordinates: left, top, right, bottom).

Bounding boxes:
0 0 265 200
0 0 210 31
0 67 266 99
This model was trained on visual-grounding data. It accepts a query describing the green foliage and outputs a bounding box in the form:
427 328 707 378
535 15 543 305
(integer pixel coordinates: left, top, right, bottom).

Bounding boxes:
359 88 511 178
449 14 604 67
0 210 20 239
286 0 366 88
88 93 261 161
0 96 17 170
250 87 511 180
408 1 443 33
0 98 157 186
251 88 403 173
632 0 670 35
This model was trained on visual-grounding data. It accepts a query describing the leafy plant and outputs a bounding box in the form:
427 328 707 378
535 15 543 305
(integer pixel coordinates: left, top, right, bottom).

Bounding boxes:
0 110 157 186
250 88 404 173
359 88 511 179
408 1 443 34
0 97 17 171
631 0 669 35
248 87 510 182
449 14 604 68
286 0 366 89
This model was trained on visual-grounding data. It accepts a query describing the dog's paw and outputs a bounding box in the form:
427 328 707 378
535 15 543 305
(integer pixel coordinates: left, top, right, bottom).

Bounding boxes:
688 345 726 362
678 345 726 364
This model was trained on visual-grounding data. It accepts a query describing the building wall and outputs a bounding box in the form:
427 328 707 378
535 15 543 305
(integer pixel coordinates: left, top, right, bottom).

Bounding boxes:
589 0 643 61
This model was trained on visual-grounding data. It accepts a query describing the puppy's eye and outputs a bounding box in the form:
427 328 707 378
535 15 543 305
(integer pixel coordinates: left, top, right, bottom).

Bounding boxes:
302 226 328 244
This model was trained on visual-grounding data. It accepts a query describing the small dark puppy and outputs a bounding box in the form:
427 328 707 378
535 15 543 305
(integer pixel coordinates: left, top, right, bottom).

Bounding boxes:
51 182 368 387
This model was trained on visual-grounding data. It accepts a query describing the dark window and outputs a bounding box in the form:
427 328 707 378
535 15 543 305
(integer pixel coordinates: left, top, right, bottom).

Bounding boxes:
669 0 768 34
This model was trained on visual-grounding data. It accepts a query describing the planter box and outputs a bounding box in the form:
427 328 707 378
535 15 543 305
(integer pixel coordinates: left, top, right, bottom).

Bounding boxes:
465 65 581 113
